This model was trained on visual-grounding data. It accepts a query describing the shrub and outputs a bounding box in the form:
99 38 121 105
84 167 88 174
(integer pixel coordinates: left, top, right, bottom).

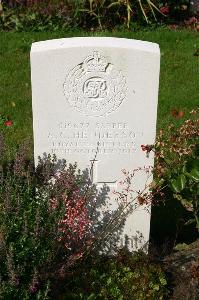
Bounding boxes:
0 1 74 31
0 139 168 299
2 0 198 31
143 109 199 233
0 146 97 298
0 140 153 298
58 250 169 299
0 0 165 31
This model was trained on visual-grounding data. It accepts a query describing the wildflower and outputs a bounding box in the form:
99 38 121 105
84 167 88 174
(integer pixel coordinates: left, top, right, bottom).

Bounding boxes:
141 144 153 158
171 109 184 119
141 144 152 152
141 145 147 151
169 24 178 30
160 5 169 15
180 5 188 11
137 196 146 205
4 120 13 126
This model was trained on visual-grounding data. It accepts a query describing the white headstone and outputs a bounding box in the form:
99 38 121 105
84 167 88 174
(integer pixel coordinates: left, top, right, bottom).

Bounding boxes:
31 37 160 251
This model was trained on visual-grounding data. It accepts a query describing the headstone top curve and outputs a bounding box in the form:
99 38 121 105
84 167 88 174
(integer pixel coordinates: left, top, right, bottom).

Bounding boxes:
31 37 160 55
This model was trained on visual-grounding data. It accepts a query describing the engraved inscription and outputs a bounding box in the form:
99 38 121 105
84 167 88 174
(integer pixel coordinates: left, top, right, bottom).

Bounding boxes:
83 77 108 99
63 51 127 117
48 122 143 156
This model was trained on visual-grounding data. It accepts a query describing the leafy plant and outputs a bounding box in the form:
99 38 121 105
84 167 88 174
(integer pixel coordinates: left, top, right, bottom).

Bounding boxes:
59 250 169 300
0 140 153 298
0 1 74 31
143 109 199 232
0 146 97 298
0 0 166 31
77 0 164 28
0 113 14 127
170 156 199 230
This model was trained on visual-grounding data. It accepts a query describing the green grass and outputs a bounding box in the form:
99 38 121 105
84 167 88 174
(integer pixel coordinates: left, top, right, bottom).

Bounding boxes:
0 28 198 158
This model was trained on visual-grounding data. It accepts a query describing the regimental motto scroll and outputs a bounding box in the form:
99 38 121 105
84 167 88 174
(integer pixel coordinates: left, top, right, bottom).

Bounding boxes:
63 51 127 117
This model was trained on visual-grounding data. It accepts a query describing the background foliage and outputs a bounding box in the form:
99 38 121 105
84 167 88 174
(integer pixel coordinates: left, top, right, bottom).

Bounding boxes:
1 0 198 31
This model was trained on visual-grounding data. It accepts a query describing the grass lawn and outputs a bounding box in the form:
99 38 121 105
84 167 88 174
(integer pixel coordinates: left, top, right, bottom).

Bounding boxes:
0 28 198 159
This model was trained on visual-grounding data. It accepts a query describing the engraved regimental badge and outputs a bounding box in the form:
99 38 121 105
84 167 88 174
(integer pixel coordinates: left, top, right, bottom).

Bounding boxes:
63 51 127 117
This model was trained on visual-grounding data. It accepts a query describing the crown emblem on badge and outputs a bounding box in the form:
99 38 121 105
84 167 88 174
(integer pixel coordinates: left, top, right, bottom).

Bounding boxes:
83 51 108 73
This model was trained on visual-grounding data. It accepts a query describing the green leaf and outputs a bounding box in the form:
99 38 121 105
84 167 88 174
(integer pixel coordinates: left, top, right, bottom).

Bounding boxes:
187 158 199 171
185 219 196 226
155 178 165 187
87 294 97 300
152 284 160 291
89 0 94 11
171 174 186 193
171 179 180 193
159 277 167 286
180 199 193 212
107 2 120 9
180 174 186 189
164 157 172 165
78 9 90 12
182 164 187 173
174 243 189 251
189 168 199 182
